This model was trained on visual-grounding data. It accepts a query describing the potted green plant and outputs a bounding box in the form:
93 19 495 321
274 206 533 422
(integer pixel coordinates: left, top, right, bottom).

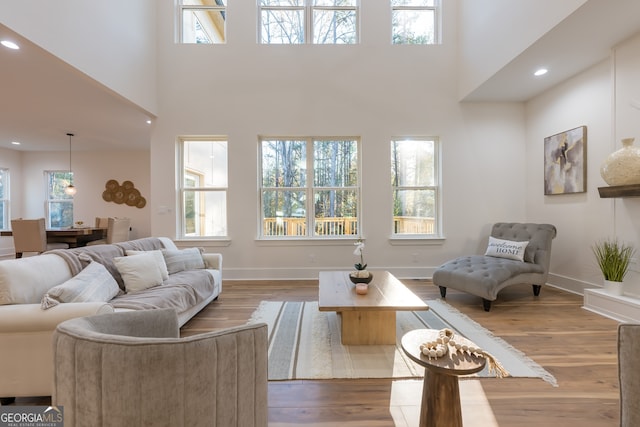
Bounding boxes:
592 238 635 295
350 239 373 285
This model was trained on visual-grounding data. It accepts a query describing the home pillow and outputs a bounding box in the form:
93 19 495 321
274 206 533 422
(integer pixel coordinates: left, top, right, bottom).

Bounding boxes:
484 237 529 262
113 252 164 293
162 247 205 275
126 249 169 281
41 261 120 309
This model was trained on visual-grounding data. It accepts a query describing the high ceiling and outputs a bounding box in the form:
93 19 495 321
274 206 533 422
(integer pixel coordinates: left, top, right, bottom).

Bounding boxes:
0 24 153 152
1 1 639 152
462 0 640 102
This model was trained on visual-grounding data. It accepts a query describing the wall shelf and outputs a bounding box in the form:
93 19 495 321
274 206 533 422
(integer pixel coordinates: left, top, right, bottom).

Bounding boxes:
598 184 640 198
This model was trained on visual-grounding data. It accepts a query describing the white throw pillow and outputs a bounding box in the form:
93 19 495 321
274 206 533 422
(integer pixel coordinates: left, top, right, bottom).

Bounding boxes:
41 261 120 309
125 249 169 281
114 252 164 293
485 237 529 262
162 247 205 275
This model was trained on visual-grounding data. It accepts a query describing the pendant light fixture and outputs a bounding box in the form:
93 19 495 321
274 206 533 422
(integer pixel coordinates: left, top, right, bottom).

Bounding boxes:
64 132 77 196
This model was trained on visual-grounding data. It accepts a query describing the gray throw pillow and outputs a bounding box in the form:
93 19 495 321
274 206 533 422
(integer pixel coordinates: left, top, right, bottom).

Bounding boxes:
41 261 120 309
162 247 205 274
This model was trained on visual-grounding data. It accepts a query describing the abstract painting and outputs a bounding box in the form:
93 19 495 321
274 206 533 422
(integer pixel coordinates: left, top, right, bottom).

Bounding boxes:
544 126 587 195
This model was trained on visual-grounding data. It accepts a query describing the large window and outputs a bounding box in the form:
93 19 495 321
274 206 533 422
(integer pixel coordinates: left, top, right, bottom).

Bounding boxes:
179 138 228 238
260 137 360 238
45 171 74 228
0 168 8 230
180 0 227 44
391 138 439 236
259 0 358 44
391 0 439 45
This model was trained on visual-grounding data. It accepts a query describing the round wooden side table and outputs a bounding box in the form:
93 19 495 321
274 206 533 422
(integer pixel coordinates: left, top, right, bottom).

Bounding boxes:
401 329 486 427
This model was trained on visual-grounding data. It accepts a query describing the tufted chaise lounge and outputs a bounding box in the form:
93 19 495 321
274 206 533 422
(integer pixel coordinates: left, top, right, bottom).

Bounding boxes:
433 223 557 311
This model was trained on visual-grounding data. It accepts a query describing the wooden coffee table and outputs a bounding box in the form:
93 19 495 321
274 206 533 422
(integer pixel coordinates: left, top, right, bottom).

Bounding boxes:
318 271 429 345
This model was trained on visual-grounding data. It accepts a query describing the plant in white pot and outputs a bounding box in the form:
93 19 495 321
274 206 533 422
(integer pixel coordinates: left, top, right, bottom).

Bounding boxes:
592 239 635 295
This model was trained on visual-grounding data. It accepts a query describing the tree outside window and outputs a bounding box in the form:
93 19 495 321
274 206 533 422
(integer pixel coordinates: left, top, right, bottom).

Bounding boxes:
259 0 358 44
179 138 228 238
391 0 439 45
260 137 360 238
46 171 74 228
391 138 439 236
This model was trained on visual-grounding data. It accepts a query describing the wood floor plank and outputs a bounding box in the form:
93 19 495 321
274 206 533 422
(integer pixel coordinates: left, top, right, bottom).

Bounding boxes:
7 279 621 427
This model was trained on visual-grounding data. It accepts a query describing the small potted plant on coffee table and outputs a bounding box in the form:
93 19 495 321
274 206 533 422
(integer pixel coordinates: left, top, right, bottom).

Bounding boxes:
592 238 635 296
350 239 373 286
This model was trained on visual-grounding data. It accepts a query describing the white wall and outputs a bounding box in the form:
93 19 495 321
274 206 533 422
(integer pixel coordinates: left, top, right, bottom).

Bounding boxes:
0 0 157 115
0 150 151 257
526 31 640 296
150 0 529 279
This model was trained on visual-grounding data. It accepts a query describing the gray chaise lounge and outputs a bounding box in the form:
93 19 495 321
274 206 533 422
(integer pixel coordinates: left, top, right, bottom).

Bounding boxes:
433 222 557 311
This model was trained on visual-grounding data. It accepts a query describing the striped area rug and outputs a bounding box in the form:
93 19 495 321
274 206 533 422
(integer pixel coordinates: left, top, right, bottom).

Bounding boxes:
248 300 557 386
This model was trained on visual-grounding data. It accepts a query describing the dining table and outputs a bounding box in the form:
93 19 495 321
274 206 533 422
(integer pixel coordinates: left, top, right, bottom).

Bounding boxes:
0 227 107 248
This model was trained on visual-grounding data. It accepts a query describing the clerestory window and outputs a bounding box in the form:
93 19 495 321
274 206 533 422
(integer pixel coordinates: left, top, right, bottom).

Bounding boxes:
179 0 227 44
259 137 360 238
391 0 440 45
259 0 358 44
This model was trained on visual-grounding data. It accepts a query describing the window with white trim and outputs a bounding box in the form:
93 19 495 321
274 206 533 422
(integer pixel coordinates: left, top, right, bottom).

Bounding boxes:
259 0 358 44
259 137 360 238
179 138 228 238
0 168 8 230
391 0 440 45
391 138 439 236
179 0 227 44
45 171 74 228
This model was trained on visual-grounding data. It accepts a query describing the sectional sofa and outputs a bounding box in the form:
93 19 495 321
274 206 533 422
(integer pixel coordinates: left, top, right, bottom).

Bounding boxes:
0 236 222 401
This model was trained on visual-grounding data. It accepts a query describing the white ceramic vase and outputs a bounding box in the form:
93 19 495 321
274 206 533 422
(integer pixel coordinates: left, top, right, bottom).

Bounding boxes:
603 279 624 296
600 138 640 186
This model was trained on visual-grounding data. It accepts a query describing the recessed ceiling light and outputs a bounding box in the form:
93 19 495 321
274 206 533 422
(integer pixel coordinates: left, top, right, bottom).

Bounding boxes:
11 141 20 145
534 68 548 77
1 40 19 50
146 119 152 124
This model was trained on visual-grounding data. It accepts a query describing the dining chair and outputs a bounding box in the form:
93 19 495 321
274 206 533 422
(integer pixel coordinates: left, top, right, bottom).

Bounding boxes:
94 217 109 228
87 217 131 246
10 218 69 258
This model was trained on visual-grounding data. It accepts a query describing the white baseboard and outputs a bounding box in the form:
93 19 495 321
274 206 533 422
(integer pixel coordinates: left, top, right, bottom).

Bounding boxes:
546 273 594 295
583 288 640 323
222 266 436 281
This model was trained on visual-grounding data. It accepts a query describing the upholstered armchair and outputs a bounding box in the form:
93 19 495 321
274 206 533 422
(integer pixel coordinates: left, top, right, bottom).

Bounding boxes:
53 309 268 427
433 222 557 311
619 323 640 427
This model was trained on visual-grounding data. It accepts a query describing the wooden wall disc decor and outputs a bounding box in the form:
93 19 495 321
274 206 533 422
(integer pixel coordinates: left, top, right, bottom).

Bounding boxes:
102 179 147 209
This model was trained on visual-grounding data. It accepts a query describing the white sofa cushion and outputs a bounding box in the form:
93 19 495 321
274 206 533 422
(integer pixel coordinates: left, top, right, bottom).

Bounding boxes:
0 254 72 305
126 249 169 280
114 252 164 293
41 261 120 309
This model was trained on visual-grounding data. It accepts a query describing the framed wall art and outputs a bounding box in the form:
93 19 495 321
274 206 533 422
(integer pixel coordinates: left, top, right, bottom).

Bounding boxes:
544 126 587 195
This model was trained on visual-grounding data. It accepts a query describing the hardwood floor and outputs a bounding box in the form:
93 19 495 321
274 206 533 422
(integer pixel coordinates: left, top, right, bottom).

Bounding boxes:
181 279 621 427
7 279 621 426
